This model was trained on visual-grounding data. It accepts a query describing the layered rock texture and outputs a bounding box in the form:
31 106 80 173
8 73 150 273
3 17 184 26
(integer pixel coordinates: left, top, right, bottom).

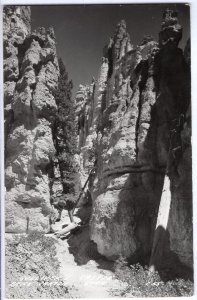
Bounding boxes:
4 6 59 232
76 11 192 269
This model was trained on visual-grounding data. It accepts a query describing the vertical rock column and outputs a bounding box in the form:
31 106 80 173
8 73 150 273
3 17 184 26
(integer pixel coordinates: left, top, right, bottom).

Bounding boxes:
89 20 162 261
150 10 192 271
78 10 192 269
167 39 192 268
4 6 59 233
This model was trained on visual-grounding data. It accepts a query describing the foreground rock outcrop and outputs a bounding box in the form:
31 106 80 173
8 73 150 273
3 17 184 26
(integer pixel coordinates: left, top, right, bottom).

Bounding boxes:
77 10 192 269
4 6 59 232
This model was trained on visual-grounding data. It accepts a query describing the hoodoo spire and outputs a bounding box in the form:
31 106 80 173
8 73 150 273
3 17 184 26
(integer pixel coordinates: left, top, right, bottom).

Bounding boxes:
159 8 182 47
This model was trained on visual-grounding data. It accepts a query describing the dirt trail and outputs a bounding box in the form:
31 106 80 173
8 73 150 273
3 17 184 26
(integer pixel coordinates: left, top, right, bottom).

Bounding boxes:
55 238 127 298
52 212 127 298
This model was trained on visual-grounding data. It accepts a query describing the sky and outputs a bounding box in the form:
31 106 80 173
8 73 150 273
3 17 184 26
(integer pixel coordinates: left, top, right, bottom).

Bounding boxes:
31 4 190 96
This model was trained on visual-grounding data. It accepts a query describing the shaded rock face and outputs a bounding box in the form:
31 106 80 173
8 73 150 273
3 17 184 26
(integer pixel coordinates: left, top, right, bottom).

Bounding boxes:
4 6 59 232
77 11 192 268
167 59 192 268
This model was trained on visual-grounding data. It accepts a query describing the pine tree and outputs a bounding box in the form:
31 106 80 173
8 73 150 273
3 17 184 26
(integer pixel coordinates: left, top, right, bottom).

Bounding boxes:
52 58 79 219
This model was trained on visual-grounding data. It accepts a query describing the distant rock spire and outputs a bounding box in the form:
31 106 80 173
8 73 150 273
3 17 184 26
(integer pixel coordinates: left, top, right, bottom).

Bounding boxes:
140 35 154 46
112 19 133 62
159 8 182 47
115 19 127 36
91 76 96 84
102 19 133 79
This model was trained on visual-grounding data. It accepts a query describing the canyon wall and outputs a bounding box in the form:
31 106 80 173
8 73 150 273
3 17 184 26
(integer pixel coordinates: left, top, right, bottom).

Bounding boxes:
77 10 192 268
4 6 59 232
4 6 192 270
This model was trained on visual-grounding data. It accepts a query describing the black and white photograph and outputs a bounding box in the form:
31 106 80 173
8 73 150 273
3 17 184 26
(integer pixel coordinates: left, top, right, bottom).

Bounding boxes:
2 1 195 298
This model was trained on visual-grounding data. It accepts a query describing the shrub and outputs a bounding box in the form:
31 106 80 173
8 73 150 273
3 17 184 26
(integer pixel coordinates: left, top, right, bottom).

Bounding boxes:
6 232 70 298
114 256 193 297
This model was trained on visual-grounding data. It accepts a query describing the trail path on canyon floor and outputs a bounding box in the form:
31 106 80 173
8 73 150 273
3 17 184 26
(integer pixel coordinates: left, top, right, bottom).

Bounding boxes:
52 212 128 298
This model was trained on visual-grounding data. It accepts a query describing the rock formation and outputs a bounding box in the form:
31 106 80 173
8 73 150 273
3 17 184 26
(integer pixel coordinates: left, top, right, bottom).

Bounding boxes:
4 6 192 272
4 6 59 232
76 10 192 270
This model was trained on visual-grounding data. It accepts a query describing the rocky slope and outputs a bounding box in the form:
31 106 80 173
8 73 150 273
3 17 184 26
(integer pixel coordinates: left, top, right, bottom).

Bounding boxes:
76 10 192 270
4 6 59 232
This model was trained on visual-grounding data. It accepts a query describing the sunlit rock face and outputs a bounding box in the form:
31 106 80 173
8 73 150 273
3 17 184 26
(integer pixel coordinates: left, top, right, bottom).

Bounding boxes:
77 11 192 267
90 21 162 261
4 6 59 233
4 6 31 142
